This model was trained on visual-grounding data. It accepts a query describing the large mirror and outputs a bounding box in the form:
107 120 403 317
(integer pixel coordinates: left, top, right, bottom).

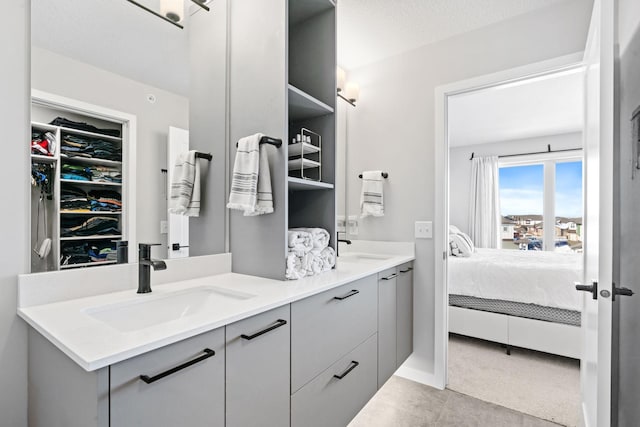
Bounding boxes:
29 0 228 273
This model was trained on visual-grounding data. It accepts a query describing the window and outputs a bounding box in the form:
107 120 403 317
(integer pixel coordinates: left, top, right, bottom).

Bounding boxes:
499 156 582 252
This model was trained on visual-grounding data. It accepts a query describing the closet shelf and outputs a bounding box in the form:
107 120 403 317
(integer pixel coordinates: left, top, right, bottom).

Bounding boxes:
288 84 333 121
60 260 117 269
288 142 320 157
31 154 58 164
60 211 122 215
60 235 122 241
31 121 60 133
288 158 320 171
59 126 122 142
289 0 335 26
60 179 122 187
287 177 334 191
61 155 122 167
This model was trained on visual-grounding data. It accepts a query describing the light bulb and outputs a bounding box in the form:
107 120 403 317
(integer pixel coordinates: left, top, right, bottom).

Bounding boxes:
345 82 360 103
160 0 184 23
337 67 346 93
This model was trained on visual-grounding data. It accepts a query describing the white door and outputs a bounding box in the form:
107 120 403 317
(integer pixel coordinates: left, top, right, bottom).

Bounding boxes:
579 0 614 426
167 127 190 259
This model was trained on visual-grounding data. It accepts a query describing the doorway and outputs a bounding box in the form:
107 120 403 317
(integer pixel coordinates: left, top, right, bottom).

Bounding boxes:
434 57 587 426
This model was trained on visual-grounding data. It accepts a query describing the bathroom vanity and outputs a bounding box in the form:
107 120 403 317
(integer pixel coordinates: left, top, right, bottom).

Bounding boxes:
19 242 414 427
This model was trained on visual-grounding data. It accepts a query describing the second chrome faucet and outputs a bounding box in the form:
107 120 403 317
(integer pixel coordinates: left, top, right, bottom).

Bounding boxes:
138 243 167 293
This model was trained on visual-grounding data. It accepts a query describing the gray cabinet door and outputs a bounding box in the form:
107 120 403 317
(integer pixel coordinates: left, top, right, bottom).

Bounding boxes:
110 328 225 427
226 305 291 427
397 262 414 366
378 267 397 388
291 334 378 427
291 275 377 392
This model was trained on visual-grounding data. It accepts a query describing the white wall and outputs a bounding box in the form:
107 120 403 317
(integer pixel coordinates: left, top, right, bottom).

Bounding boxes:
449 132 582 235
615 0 640 423
344 0 592 382
31 47 190 259
0 1 29 425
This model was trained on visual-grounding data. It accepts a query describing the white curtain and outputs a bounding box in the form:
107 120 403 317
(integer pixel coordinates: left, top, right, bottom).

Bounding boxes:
468 156 500 248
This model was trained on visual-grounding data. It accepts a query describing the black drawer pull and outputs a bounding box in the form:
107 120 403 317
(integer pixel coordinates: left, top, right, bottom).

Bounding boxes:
400 267 413 273
241 319 288 340
140 348 215 384
381 273 397 280
334 289 359 300
333 361 359 379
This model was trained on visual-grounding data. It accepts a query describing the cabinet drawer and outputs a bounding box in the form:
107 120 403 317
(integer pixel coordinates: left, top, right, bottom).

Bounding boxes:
110 328 225 427
291 334 378 427
291 275 377 392
226 305 290 427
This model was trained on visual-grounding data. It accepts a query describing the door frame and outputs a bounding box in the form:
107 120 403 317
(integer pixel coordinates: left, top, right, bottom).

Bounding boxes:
433 52 585 389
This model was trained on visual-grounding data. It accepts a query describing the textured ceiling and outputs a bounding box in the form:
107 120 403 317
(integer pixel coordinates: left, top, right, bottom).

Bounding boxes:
337 0 572 69
448 68 584 147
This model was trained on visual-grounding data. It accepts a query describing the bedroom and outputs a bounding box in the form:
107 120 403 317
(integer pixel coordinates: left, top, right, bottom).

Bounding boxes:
446 68 584 426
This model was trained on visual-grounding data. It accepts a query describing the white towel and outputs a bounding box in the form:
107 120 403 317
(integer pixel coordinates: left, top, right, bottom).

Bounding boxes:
227 134 274 216
290 227 330 250
288 230 314 254
168 150 201 217
313 246 336 271
360 170 384 218
286 252 307 280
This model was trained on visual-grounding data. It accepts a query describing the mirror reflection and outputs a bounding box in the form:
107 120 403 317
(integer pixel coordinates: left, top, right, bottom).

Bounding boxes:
29 0 226 273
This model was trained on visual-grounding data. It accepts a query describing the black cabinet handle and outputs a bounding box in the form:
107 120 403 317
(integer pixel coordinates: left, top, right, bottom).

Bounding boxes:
140 348 215 384
334 289 359 300
333 361 360 379
241 319 288 340
381 273 397 280
400 267 413 273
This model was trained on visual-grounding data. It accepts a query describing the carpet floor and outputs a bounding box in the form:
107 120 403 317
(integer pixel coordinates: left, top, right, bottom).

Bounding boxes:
447 334 580 427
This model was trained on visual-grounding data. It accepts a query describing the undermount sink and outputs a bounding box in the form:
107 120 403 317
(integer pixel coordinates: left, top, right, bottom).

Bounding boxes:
83 286 256 332
338 252 393 263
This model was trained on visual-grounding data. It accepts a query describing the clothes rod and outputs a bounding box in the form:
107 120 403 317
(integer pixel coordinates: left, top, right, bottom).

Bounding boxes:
469 145 582 161
195 152 213 161
358 172 389 179
235 136 283 148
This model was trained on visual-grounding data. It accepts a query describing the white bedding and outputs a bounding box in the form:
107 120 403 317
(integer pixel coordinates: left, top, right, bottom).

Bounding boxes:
448 248 583 311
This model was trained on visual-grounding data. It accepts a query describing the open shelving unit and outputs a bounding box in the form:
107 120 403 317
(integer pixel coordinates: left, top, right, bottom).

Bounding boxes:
228 0 336 280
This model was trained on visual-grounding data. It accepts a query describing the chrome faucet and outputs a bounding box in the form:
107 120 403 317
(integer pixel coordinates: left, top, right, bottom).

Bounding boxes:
138 243 167 294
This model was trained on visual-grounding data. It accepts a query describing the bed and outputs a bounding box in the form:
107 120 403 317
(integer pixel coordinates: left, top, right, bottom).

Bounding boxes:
448 248 583 358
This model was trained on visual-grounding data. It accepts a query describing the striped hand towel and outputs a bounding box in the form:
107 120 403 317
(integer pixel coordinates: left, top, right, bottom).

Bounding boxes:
168 150 201 217
227 133 274 216
360 170 384 217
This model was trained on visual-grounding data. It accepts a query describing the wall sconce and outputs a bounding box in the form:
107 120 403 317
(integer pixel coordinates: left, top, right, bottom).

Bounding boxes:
126 0 210 29
337 67 359 107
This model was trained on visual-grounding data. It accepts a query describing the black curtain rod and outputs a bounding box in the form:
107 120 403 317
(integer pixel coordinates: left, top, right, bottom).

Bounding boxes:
235 136 283 148
469 144 581 161
358 172 389 179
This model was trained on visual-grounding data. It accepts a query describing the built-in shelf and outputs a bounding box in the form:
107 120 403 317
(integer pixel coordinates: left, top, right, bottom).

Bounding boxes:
60 260 117 269
288 158 320 171
60 211 121 215
288 142 320 157
31 121 61 133
287 177 334 191
288 85 333 121
60 235 122 241
30 154 57 164
60 155 122 167
59 126 122 142
60 179 122 187
289 0 335 26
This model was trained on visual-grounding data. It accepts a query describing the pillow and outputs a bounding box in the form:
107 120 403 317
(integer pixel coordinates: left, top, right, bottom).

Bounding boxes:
449 232 474 257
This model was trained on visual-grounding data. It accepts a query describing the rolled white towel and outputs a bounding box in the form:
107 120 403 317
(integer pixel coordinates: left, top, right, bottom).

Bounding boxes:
285 252 307 280
315 246 336 271
302 252 324 275
290 228 330 250
287 230 313 254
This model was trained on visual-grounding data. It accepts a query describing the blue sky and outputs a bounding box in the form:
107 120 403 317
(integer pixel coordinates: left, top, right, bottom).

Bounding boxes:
499 161 583 218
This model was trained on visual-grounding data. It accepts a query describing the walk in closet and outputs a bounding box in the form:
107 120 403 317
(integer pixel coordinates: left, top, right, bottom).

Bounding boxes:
229 0 336 280
30 96 133 272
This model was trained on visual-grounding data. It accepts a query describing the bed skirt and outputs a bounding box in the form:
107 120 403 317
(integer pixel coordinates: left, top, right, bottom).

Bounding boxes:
449 294 581 327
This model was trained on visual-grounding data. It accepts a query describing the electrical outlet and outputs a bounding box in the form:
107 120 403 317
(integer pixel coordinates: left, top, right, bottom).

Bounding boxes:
160 220 168 234
415 221 432 239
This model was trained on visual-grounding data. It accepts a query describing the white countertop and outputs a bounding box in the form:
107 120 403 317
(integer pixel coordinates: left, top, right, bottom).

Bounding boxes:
18 245 414 372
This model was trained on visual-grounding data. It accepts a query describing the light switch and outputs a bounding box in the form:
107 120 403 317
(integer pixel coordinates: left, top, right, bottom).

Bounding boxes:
415 221 432 239
160 220 168 234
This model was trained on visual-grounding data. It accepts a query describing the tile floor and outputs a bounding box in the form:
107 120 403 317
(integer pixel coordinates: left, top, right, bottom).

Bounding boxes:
349 376 561 427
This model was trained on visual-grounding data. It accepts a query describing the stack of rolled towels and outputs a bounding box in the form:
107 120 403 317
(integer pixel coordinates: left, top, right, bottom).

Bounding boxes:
286 228 336 280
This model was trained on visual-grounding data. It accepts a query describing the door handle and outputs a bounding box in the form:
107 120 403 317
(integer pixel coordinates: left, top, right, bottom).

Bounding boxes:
575 281 598 300
613 282 635 301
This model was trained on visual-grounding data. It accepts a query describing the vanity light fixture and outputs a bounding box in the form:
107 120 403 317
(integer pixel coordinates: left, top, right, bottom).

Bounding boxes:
337 67 359 107
125 0 210 29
